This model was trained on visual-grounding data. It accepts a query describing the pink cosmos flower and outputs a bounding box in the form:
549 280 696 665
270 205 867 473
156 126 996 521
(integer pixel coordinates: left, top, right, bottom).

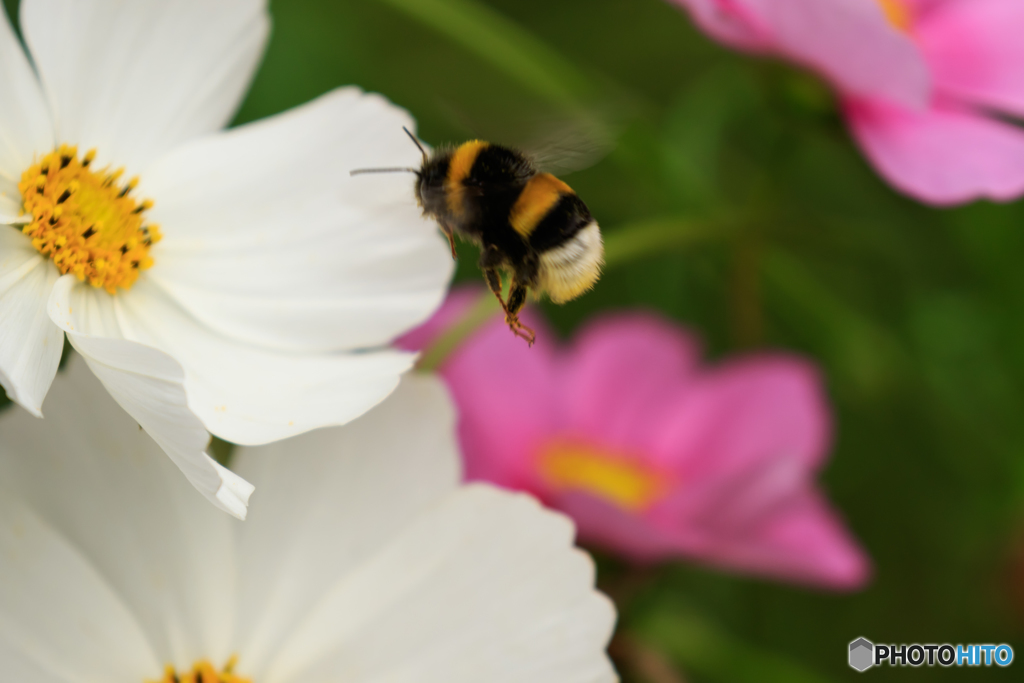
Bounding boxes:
670 0 1024 205
399 289 870 590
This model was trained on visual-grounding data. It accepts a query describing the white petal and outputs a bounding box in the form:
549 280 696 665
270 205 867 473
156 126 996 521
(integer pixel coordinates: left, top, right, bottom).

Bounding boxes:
21 0 269 175
47 274 255 519
0 498 160 682
0 175 31 223
102 276 416 445
0 228 62 416
0 356 237 669
264 486 618 683
229 375 462 674
143 87 453 352
0 4 54 181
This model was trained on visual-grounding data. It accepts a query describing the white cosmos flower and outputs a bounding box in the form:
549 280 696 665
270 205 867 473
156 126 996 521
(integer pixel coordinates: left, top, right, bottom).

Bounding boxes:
0 0 453 519
0 357 618 683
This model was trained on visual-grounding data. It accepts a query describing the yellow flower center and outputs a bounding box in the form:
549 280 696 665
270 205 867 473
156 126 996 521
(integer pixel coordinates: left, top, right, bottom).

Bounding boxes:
148 657 251 683
18 144 161 294
536 440 670 512
876 0 912 32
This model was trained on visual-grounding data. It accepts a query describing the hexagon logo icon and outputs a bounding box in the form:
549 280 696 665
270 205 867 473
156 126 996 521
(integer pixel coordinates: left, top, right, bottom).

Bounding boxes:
849 637 874 672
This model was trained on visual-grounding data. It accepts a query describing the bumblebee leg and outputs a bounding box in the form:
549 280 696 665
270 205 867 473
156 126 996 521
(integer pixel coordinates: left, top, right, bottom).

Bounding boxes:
484 267 509 312
439 222 458 260
483 268 534 345
504 279 536 346
483 259 535 346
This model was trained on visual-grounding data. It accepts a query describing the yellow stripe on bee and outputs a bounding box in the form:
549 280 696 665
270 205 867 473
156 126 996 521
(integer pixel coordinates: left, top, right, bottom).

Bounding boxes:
509 173 573 238
445 140 489 219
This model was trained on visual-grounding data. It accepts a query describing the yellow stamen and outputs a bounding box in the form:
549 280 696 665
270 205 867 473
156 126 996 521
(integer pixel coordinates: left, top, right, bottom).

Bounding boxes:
148 656 251 683
537 440 671 512
18 144 161 294
876 0 912 32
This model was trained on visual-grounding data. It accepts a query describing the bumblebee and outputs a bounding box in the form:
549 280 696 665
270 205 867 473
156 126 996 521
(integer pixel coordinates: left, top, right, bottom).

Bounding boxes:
353 128 603 345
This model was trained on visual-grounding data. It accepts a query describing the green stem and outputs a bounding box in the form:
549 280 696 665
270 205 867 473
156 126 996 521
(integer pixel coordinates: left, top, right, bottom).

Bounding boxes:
375 0 596 109
417 292 501 372
417 216 727 372
604 217 723 268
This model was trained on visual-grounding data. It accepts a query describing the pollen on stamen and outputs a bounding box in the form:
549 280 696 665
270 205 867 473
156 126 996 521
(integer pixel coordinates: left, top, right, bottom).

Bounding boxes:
18 144 162 294
537 439 672 512
149 656 252 683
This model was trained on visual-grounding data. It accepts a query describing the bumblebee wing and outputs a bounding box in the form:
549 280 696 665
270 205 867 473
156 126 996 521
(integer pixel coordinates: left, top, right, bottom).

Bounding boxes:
524 115 618 176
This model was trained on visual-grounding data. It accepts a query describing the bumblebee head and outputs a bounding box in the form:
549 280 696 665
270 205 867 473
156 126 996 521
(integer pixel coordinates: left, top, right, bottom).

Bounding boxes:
413 153 451 216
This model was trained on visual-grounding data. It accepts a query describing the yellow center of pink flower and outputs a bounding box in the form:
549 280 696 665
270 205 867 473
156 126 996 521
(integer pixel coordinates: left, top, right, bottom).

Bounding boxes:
148 657 250 683
18 144 161 294
537 440 670 512
876 0 912 32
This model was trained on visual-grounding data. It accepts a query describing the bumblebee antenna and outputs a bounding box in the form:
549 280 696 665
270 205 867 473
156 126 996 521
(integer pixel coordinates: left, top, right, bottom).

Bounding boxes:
349 167 419 176
349 126 430 176
403 126 429 164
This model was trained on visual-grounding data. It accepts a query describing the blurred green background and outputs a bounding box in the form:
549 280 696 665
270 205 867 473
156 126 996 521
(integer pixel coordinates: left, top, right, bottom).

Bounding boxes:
9 0 1024 679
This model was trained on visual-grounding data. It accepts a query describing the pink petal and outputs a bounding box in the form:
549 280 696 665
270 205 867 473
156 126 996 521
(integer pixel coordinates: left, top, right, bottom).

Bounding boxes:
668 0 772 51
768 0 929 107
729 0 930 108
559 491 690 562
704 489 872 589
651 355 830 480
556 313 702 451
917 0 1024 118
900 0 944 13
694 490 871 589
560 489 870 590
845 96 1024 204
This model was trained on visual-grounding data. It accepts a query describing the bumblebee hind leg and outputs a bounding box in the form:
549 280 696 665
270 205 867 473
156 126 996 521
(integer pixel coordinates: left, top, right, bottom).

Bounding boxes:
483 267 535 346
506 278 536 346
